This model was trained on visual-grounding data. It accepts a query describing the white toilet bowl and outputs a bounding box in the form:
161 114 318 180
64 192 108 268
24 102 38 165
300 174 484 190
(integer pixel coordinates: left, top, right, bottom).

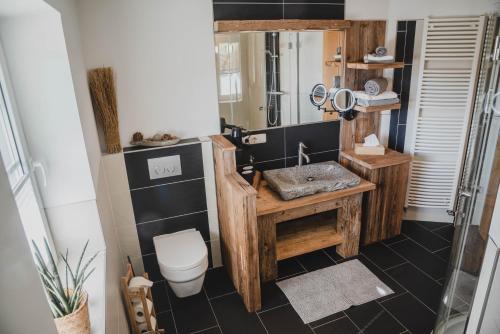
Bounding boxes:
153 229 208 298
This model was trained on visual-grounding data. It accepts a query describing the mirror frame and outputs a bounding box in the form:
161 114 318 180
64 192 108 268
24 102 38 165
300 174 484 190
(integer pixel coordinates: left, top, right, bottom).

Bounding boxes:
310 83 329 109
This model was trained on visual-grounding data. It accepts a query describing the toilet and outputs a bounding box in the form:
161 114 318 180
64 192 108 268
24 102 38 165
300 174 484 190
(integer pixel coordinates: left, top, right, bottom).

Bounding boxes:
153 229 208 298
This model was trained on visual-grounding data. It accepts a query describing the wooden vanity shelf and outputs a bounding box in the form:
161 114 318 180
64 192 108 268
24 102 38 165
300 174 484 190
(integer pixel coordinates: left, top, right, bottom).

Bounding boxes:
353 103 401 113
346 62 404 70
256 179 375 282
276 215 343 260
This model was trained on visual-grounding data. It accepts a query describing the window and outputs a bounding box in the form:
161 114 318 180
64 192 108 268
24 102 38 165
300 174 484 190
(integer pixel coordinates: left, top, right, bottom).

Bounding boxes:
0 47 53 257
215 34 242 103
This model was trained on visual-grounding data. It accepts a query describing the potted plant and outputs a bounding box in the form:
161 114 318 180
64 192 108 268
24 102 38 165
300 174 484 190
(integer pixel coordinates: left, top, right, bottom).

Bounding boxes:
32 239 97 334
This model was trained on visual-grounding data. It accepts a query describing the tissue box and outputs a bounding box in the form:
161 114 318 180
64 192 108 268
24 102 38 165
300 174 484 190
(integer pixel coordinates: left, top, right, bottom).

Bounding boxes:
354 143 385 155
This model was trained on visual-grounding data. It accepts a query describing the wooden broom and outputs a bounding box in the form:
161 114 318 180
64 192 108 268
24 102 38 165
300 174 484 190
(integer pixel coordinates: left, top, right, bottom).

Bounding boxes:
88 67 122 153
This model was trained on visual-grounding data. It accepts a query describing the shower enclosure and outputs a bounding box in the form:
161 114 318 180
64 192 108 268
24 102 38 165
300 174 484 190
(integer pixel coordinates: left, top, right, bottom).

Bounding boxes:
434 16 500 334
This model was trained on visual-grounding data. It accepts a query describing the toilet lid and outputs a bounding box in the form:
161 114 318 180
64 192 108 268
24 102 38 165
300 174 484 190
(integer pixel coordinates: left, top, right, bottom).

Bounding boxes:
153 230 207 271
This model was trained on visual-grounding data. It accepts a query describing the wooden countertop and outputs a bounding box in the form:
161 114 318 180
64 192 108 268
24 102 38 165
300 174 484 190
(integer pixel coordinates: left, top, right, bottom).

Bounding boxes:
340 149 411 170
256 179 375 217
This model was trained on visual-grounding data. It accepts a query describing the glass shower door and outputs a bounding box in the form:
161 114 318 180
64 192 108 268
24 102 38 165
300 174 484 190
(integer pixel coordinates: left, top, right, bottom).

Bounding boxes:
434 16 500 334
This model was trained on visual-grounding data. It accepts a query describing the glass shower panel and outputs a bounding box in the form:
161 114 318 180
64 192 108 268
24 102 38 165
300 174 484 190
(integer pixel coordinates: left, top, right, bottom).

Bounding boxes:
434 16 500 334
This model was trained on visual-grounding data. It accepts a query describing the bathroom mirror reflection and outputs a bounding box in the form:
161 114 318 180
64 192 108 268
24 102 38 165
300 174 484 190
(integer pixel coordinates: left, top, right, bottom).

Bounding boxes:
214 30 345 132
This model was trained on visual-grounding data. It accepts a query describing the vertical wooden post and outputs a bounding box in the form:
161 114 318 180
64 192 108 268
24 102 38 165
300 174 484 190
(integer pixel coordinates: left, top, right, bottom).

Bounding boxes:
336 194 362 257
258 215 278 282
342 21 387 150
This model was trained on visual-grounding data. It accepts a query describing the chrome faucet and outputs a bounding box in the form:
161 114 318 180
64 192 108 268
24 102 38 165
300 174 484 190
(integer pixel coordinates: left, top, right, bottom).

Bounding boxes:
298 142 310 167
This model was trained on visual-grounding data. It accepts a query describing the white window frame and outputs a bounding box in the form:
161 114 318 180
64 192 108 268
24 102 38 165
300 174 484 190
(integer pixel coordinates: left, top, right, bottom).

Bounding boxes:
215 34 243 103
0 42 56 256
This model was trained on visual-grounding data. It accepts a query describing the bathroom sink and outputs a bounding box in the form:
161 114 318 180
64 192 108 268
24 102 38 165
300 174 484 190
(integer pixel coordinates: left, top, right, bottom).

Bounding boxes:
263 161 361 200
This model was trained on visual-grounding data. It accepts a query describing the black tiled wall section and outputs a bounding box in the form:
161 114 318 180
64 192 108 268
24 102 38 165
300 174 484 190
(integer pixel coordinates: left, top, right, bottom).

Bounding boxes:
233 121 341 171
213 0 345 21
124 141 213 284
389 20 416 153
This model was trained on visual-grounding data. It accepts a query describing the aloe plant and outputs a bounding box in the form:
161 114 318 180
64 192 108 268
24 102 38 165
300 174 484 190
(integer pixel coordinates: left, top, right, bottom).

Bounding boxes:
32 239 98 318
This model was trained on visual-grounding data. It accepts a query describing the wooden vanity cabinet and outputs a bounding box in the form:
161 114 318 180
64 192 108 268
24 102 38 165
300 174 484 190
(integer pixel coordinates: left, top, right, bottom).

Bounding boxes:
340 149 411 245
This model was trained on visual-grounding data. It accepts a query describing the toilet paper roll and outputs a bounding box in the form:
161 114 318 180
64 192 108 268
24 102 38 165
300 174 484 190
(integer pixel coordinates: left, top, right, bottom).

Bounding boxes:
133 298 153 323
129 276 153 291
137 316 156 333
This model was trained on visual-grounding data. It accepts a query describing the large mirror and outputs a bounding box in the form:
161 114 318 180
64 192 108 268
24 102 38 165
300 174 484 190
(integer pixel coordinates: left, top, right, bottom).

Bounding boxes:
215 30 345 132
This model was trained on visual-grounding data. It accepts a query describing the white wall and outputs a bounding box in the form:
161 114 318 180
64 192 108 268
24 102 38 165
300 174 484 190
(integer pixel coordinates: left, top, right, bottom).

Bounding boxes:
0 9 95 208
0 1 129 333
0 156 57 334
76 0 220 148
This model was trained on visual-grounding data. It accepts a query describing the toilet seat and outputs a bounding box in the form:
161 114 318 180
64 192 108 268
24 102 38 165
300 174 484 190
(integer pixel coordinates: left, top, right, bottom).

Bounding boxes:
153 229 207 272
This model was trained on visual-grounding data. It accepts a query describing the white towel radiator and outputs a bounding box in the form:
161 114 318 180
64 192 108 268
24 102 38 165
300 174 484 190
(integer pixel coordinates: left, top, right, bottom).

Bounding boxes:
406 16 487 217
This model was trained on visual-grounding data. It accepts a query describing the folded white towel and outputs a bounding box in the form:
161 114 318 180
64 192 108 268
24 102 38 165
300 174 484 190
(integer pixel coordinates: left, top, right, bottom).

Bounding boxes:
354 91 398 101
364 54 395 63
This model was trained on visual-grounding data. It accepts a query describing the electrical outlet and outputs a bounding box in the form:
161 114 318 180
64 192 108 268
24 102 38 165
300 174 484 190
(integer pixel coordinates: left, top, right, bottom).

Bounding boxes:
243 133 267 145
147 155 182 180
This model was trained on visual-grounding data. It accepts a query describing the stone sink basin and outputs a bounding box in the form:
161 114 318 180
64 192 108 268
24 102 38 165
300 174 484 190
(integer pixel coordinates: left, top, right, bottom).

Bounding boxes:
263 161 361 200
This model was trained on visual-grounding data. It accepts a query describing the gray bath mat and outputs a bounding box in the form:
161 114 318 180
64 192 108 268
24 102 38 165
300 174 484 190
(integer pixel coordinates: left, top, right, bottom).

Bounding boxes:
276 259 393 324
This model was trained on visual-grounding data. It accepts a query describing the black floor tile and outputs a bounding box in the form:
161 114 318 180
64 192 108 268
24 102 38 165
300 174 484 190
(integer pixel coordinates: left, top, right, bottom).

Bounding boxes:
260 281 290 311
361 243 406 270
434 225 455 242
386 263 442 313
204 267 236 299
413 220 449 231
313 316 358 334
323 247 343 262
309 311 345 328
389 239 447 280
259 304 313 334
211 293 267 334
382 234 407 245
381 293 436 334
296 250 335 271
168 289 217 334
402 222 450 252
278 258 306 279
197 327 222 334
434 246 452 262
151 281 170 313
357 255 406 301
156 310 177 334
345 301 405 334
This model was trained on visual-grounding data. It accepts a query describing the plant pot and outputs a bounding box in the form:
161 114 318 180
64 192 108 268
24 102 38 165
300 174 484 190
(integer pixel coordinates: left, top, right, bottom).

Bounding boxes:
53 291 90 334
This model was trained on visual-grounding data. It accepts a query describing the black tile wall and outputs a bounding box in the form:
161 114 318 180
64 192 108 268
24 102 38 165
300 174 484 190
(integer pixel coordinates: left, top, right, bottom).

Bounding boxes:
285 121 340 157
234 121 341 172
389 20 416 153
131 179 207 223
124 141 215 286
213 1 344 21
137 211 210 255
124 143 204 189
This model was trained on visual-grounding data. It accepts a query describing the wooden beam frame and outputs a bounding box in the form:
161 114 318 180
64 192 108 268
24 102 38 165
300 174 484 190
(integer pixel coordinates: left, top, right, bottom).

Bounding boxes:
214 19 352 33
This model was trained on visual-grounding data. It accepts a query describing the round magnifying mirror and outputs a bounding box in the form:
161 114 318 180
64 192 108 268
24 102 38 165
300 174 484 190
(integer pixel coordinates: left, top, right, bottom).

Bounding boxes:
309 84 328 109
331 88 356 112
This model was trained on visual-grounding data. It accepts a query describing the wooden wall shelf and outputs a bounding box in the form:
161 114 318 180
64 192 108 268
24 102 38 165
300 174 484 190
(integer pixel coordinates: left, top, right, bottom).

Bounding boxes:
347 62 404 70
353 103 401 113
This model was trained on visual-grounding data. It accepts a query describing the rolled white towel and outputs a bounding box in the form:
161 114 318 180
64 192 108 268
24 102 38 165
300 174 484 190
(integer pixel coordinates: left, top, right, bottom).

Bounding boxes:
364 78 388 96
375 46 387 56
354 91 398 101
